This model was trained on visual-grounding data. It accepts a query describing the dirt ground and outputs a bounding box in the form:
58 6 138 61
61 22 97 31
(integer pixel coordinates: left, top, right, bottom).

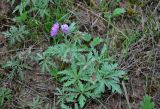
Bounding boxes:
0 0 160 109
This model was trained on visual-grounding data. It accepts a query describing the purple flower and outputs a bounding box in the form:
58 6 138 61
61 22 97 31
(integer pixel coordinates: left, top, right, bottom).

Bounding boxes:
61 24 69 34
50 22 59 37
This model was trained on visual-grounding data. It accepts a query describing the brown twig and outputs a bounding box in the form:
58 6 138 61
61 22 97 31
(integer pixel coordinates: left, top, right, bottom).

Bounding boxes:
122 81 131 109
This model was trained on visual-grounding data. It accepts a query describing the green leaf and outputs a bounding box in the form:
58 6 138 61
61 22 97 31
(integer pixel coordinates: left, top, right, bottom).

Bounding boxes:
113 8 126 17
68 22 76 34
82 32 91 42
13 3 23 14
0 87 12 106
90 37 103 47
2 25 29 47
104 12 112 21
15 11 27 22
78 81 84 91
66 95 75 102
61 103 71 109
107 80 122 93
74 103 79 109
2 57 30 80
100 44 107 58
50 68 59 77
140 95 155 109
63 80 76 87
78 94 86 108
94 80 105 95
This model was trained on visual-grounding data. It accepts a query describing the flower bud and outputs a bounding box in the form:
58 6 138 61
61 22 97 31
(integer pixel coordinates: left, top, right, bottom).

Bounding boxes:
50 22 59 37
61 24 69 34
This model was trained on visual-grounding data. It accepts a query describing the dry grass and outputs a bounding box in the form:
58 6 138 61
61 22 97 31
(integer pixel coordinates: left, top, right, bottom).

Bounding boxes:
0 0 160 109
